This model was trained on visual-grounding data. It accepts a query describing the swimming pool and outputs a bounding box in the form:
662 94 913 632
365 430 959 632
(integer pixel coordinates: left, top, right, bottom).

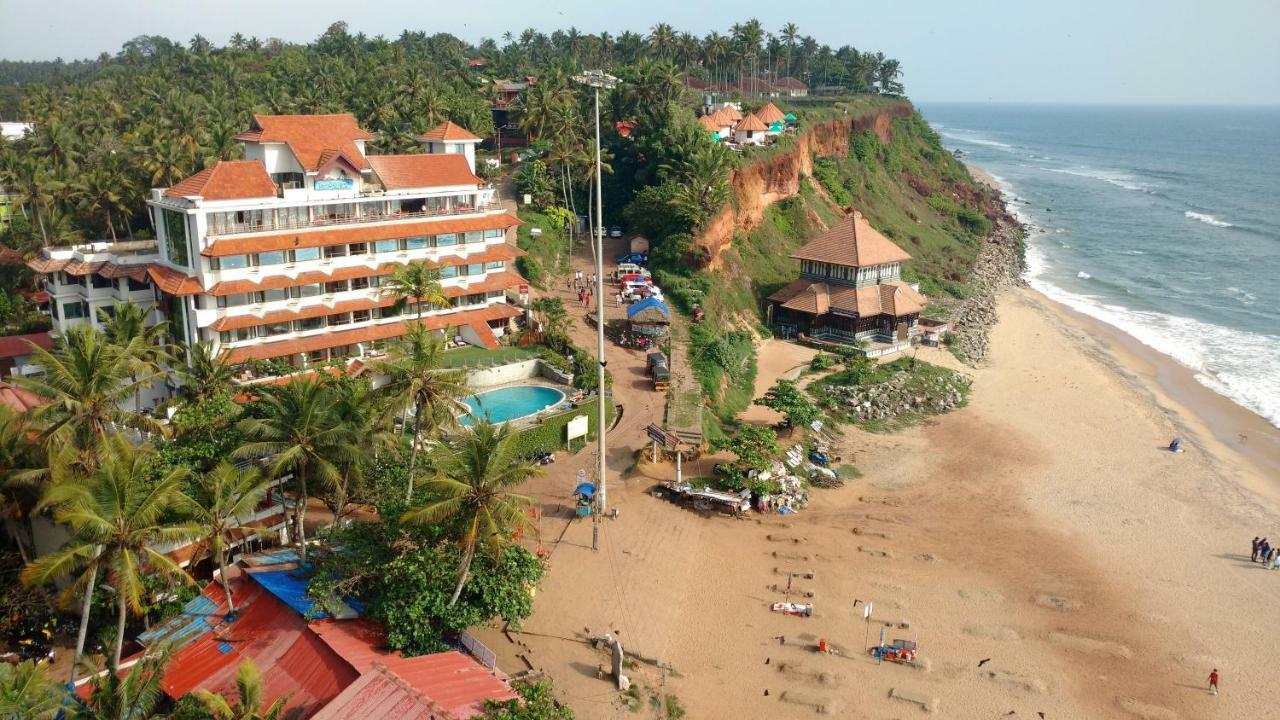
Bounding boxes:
461 385 566 425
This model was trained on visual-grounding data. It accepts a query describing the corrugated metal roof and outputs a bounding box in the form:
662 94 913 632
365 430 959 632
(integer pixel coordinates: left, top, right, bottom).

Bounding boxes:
311 664 446 719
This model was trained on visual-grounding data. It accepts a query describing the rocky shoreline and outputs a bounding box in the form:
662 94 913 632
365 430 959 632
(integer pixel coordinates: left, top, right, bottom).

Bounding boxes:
948 217 1027 364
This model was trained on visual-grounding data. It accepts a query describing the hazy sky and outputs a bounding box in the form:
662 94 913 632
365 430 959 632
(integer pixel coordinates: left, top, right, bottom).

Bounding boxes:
1 0 1277 104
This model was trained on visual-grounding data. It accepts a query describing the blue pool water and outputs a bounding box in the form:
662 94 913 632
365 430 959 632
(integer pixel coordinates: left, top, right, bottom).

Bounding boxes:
461 385 566 425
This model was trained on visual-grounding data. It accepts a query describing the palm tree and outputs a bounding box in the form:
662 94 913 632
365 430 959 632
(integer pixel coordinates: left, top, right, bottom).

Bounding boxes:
376 323 469 501
13 325 162 457
72 647 170 720
326 378 394 523
234 378 355 563
780 23 799 77
380 261 449 322
22 436 196 672
74 164 134 241
192 659 288 720
99 300 170 415
0 405 47 564
0 659 65 719
402 422 539 606
180 463 273 614
173 341 235 405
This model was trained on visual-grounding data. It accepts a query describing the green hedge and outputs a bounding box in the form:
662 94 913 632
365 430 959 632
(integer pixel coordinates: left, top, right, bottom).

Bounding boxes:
508 396 616 458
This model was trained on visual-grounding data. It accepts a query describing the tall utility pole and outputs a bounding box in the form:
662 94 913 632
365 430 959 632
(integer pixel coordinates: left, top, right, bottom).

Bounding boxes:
573 70 619 518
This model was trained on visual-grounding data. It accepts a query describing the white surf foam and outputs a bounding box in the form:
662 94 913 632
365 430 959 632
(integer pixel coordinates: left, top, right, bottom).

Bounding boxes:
1184 211 1233 228
1025 239 1280 428
937 129 1016 152
1076 271 1091 279
1044 166 1150 192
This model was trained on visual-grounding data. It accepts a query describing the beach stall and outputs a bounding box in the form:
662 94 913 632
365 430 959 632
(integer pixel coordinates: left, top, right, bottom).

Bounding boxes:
627 297 672 338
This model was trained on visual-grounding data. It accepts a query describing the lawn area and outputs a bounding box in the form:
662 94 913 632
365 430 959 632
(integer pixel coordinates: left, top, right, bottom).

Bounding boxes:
440 345 539 368
515 207 573 288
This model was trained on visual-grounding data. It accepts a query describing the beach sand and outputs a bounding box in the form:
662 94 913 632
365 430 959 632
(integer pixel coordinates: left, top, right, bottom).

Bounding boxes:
479 272 1280 718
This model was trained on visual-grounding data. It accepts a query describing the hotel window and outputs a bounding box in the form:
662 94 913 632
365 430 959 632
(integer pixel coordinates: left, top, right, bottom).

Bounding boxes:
351 277 370 291
450 144 465 153
435 233 457 247
219 327 255 343
263 321 292 336
292 247 321 262
440 265 458 279
348 243 368 256
127 277 150 292
63 301 88 319
307 350 328 363
257 251 287 266
368 276 383 288
324 244 347 259
216 292 255 309
465 293 485 306
328 313 351 326
325 280 349 294
467 263 484 276
484 229 504 239
291 284 323 299
486 261 505 270
376 305 401 319
464 231 484 245
162 209 190 267
405 236 429 250
90 274 114 289
215 255 250 270
375 239 399 254
486 290 505 299
352 309 371 323
261 288 288 303
297 317 325 331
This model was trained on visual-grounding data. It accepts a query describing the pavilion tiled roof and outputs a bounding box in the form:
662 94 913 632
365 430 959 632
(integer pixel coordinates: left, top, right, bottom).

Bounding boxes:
734 113 768 133
165 161 277 201
202 212 522 257
0 381 46 412
209 271 527 331
774 76 808 91
368 154 482 190
205 245 524 296
698 115 720 132
0 332 52 360
768 278 925 318
755 102 786 125
97 262 151 281
236 114 375 172
221 303 521 363
790 211 911 268
420 121 481 142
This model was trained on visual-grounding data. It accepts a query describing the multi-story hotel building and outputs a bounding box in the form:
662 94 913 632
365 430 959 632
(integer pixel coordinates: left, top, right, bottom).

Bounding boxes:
27 114 527 392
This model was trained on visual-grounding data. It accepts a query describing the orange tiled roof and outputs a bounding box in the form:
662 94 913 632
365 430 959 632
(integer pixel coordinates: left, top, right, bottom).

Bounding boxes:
0 381 45 412
420 121 481 142
25 256 68 274
755 102 786 125
235 114 374 172
769 278 925 318
698 115 720 132
209 271 527 331
774 77 808 91
98 262 150 281
147 264 205 296
206 244 525 296
721 105 744 122
165 161 277 201
202 212 522 257
367 154 482 190
221 303 522 363
734 113 768 133
790 211 911 268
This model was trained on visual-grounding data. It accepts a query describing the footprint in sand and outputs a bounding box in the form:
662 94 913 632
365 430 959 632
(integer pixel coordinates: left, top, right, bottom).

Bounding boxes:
857 546 893 558
1034 592 1084 611
1047 631 1133 659
958 588 1006 604
1116 696 1179 720
963 625 1021 641
983 669 1047 695
872 580 906 591
913 553 941 563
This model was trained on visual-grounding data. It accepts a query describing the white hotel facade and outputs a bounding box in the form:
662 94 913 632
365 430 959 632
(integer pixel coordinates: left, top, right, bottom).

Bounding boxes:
27 115 527 390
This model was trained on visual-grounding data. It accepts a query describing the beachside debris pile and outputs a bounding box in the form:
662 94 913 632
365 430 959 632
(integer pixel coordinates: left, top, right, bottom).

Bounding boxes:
825 369 972 423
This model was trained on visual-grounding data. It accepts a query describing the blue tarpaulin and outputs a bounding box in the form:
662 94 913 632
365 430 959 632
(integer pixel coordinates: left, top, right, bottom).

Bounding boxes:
137 594 218 650
574 482 597 498
627 298 671 324
250 568 329 619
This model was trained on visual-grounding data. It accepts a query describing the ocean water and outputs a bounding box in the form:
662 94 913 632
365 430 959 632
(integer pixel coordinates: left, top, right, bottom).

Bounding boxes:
918 104 1280 427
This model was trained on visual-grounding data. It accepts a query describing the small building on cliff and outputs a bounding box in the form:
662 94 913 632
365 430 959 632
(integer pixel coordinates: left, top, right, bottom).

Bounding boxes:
767 211 927 355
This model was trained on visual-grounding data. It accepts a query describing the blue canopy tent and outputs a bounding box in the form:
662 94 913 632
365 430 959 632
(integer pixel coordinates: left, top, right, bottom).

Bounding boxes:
627 298 672 337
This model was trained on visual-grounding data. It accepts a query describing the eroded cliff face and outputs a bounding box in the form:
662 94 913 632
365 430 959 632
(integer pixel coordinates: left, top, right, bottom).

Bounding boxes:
696 102 913 269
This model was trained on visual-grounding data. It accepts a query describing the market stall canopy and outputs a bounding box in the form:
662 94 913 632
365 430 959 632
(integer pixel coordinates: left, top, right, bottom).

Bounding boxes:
575 482 597 498
627 298 671 325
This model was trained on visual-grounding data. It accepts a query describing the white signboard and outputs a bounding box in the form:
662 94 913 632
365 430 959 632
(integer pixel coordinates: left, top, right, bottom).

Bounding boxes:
566 415 589 442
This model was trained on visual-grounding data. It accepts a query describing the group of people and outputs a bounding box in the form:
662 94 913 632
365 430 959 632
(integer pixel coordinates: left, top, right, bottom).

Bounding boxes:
1250 536 1280 569
569 270 597 307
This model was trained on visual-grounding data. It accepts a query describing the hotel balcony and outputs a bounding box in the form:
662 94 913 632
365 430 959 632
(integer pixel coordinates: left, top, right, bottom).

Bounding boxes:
204 195 500 238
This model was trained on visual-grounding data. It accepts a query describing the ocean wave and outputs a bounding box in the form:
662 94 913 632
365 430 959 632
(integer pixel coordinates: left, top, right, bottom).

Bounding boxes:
1025 242 1280 428
1043 166 1151 192
1076 271 1091 279
937 129 1017 152
1184 211 1233 228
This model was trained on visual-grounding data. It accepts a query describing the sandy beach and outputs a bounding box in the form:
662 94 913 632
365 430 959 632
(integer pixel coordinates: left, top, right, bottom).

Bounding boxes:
476 277 1280 719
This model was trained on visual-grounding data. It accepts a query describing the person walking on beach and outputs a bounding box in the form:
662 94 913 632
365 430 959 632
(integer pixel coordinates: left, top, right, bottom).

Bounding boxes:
1208 669 1219 696
1253 537 1262 562
1261 539 1271 565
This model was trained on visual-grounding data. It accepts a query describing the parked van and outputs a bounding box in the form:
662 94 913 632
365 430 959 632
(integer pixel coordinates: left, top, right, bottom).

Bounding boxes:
623 282 662 301
613 263 650 280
